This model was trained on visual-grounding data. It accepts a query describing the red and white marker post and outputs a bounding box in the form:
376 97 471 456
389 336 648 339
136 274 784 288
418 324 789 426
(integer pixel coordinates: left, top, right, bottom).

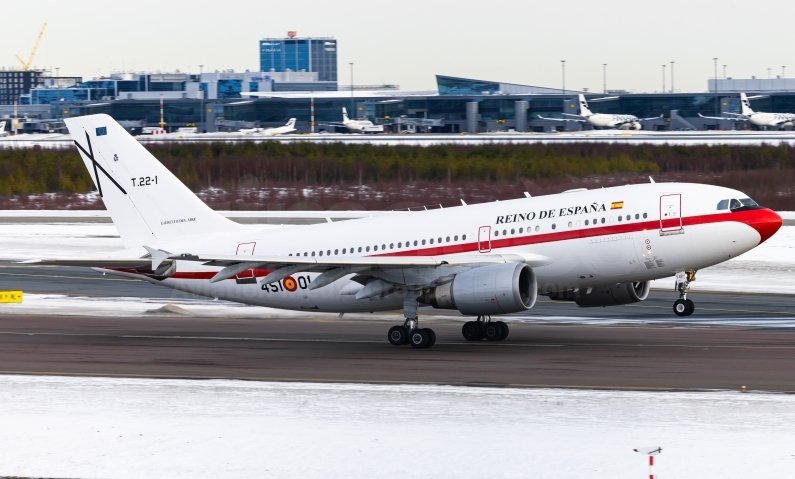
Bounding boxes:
634 447 662 479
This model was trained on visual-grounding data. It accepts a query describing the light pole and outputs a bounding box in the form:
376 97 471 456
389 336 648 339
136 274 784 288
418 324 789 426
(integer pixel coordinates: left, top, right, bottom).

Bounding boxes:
670 61 674 93
198 65 205 132
603 63 607 94
713 58 719 115
662 64 666 93
349 62 354 118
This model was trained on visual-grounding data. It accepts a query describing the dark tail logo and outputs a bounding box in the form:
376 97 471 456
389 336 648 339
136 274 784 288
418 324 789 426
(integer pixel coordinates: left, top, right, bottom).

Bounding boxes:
74 131 127 197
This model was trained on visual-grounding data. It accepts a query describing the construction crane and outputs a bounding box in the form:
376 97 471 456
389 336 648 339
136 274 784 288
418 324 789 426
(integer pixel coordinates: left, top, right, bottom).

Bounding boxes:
15 22 48 71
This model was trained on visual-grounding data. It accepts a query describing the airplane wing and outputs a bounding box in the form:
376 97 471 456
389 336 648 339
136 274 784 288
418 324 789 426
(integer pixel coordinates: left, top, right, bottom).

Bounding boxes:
536 115 586 123
698 113 747 121
19 249 553 289
637 115 664 122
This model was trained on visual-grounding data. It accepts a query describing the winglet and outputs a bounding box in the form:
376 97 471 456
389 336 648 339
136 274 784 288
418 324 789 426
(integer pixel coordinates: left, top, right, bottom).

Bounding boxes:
649 176 655 183
143 245 171 270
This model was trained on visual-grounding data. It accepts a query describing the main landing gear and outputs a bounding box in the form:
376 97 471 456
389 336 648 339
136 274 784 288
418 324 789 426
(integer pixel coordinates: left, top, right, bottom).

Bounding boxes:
388 298 436 349
462 316 509 342
673 270 697 317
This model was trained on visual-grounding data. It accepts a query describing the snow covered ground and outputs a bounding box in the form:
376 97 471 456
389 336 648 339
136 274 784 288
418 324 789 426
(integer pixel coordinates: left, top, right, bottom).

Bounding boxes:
0 375 793 479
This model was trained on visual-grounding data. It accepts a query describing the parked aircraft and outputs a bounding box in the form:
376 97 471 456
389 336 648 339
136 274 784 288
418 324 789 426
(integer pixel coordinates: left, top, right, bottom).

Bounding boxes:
0 121 7 137
239 118 297 136
699 93 795 129
322 108 384 133
539 94 661 130
21 115 782 349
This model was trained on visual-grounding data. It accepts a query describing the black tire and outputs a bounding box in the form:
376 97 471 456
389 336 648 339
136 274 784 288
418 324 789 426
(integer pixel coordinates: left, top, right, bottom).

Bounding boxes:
425 328 436 348
496 321 509 341
462 321 481 341
410 329 429 349
685 299 695 316
673 299 689 317
388 325 408 346
484 322 503 341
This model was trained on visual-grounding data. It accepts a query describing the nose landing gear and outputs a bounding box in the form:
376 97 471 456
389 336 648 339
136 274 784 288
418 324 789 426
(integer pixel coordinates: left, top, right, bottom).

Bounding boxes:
673 270 696 317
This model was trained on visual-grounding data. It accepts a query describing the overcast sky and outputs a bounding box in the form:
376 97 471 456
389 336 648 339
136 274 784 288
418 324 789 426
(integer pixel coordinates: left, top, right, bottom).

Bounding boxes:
3 0 793 94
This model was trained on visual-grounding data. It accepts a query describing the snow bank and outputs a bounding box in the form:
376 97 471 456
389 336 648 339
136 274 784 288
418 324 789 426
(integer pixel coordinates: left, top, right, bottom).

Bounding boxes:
0 375 792 478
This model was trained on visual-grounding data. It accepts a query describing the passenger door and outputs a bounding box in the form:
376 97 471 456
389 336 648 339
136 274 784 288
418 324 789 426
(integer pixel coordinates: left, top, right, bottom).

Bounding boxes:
660 194 683 234
478 226 491 253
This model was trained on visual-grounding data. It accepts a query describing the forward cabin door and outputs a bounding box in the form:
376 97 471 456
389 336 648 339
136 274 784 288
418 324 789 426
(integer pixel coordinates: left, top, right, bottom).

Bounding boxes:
659 194 683 234
478 226 491 253
235 242 257 284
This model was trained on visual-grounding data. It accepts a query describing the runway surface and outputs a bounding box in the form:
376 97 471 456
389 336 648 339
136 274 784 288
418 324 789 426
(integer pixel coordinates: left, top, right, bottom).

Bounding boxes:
1 264 795 391
0 314 793 392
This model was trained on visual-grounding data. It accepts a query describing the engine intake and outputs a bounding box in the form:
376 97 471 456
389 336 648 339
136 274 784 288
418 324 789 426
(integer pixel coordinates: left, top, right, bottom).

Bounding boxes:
549 281 650 307
420 263 537 315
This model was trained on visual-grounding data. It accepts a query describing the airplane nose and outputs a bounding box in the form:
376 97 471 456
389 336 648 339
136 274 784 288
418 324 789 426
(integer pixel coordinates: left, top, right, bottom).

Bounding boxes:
746 208 782 244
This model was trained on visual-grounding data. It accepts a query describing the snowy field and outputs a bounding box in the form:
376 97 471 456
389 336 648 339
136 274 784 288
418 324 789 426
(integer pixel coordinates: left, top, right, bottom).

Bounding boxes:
0 375 793 479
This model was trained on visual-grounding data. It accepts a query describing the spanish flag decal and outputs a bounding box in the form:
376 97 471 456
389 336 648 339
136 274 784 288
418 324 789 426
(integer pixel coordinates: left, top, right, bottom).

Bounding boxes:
610 201 624 210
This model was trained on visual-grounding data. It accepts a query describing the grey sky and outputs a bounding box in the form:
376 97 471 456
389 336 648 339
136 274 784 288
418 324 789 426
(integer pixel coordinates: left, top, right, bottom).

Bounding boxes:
3 0 793 93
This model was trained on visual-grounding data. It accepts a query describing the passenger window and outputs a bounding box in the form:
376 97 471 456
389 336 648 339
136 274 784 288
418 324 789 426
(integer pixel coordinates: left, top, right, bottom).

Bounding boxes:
398 242 402 248
446 236 450 242
304 252 308 256
289 253 293 256
534 226 539 232
335 249 338 255
358 247 362 253
312 252 316 256
462 234 466 240
374 245 378 251
494 231 499 237
618 216 622 222
730 199 742 210
319 251 323 256
414 240 418 246
430 238 434 244
382 244 386 250
327 250 331 256
502 229 507 235
511 228 515 234
601 218 605 224
585 219 589 225
438 237 442 243
454 235 458 241
366 246 370 252
568 221 572 227
519 228 523 233
422 240 426 245
552 223 556 230
626 215 630 221
643 213 647 219
343 248 346 254
717 199 729 210
390 243 394 249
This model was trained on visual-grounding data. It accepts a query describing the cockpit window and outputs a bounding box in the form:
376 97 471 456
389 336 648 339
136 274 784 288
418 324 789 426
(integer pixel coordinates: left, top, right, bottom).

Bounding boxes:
740 198 758 207
717 199 729 210
729 199 742 210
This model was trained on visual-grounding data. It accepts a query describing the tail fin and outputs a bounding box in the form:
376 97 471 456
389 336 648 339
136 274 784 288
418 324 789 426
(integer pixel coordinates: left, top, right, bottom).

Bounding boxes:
0 121 5 136
578 94 593 116
64 114 247 248
286 118 296 127
740 93 755 116
342 107 350 122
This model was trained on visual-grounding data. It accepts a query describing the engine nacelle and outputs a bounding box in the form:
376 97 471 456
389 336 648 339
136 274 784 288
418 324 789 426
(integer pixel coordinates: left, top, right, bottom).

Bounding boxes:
420 263 537 315
548 281 650 307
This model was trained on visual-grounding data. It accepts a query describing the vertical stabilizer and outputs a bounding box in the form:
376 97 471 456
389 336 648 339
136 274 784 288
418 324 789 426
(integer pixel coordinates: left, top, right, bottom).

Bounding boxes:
63 114 247 248
342 107 350 122
286 118 296 128
740 93 755 116
578 94 593 116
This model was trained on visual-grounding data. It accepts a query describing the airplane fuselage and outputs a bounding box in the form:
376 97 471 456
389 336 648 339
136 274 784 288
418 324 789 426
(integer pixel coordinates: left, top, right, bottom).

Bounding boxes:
586 114 642 130
106 183 780 314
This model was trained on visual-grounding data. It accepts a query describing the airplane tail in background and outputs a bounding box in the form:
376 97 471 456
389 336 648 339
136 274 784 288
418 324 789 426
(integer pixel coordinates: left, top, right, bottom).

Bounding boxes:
342 107 350 122
63 114 247 248
286 118 296 128
0 121 6 135
740 93 755 116
577 94 593 116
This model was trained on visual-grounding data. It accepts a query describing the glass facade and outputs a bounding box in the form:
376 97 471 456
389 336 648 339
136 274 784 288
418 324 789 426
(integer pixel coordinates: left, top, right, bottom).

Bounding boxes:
260 38 337 81
437 76 500 95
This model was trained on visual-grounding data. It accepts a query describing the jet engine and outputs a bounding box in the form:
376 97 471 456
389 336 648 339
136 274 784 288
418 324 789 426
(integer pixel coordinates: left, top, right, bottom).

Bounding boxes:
548 281 650 307
419 263 537 315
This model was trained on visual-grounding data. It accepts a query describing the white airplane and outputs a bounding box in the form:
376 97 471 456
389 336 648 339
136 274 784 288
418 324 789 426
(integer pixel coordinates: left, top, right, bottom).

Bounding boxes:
21 114 782 349
0 121 7 137
322 108 384 133
239 118 297 136
539 94 661 130
699 93 795 129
